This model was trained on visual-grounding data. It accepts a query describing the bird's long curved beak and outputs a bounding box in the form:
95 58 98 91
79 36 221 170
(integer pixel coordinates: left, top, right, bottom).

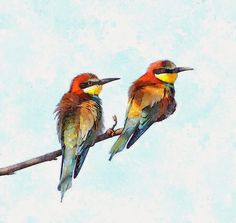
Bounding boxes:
99 78 120 85
174 67 194 73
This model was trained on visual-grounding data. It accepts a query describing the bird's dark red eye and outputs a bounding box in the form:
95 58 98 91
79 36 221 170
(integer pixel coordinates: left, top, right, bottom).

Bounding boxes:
88 81 93 86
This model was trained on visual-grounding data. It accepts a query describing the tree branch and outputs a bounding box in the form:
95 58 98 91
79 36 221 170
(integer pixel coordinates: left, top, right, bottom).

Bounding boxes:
0 116 123 176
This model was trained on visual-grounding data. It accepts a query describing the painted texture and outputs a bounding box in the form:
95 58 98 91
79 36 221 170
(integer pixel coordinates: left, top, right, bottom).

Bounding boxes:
0 0 236 222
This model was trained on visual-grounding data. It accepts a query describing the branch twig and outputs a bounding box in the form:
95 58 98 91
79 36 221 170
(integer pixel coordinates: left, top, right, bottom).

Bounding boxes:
0 116 122 176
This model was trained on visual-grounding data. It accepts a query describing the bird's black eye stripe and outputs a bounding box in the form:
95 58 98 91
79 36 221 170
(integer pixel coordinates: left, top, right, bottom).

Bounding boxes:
80 81 99 89
80 82 89 89
153 68 166 74
153 68 174 74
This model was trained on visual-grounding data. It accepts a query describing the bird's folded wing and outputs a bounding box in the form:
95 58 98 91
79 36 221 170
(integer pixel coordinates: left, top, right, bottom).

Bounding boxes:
74 102 98 178
126 103 158 148
126 85 166 148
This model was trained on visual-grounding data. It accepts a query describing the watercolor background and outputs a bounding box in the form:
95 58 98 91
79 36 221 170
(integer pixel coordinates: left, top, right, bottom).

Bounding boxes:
0 0 235 222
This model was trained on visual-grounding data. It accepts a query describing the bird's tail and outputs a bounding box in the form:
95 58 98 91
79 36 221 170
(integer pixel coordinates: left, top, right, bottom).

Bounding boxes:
57 149 76 202
109 127 135 161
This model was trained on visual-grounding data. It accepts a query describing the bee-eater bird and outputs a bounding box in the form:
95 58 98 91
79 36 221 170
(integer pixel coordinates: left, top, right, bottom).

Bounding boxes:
109 60 193 160
55 73 119 201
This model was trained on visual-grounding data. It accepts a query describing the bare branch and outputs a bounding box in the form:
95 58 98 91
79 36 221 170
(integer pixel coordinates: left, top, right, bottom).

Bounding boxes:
0 116 123 176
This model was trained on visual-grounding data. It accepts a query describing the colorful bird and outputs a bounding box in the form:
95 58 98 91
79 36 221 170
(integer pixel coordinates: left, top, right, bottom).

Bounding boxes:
55 73 119 201
109 60 193 160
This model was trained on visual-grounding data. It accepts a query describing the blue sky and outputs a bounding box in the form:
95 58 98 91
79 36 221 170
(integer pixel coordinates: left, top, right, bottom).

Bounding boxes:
0 0 236 222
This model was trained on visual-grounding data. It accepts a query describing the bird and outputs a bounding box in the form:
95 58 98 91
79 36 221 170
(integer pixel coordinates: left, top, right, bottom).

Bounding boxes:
109 60 193 160
55 73 119 201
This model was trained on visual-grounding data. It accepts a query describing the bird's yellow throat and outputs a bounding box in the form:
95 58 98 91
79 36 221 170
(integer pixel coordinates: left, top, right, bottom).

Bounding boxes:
83 85 103 95
155 73 178 84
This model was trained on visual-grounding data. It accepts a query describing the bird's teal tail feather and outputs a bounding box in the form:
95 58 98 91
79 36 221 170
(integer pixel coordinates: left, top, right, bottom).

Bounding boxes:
58 176 72 202
109 118 140 161
109 128 135 161
57 149 76 202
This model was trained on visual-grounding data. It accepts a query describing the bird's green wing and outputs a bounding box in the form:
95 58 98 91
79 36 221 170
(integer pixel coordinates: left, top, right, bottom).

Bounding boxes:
127 90 176 148
73 100 100 178
126 103 158 148
57 98 100 199
109 84 166 160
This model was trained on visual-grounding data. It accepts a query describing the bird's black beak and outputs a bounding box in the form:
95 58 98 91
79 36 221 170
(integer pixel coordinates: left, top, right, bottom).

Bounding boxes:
99 78 120 85
173 67 194 73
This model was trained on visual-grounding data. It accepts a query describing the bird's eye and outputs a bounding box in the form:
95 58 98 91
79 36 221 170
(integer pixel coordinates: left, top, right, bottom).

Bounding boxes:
87 81 93 86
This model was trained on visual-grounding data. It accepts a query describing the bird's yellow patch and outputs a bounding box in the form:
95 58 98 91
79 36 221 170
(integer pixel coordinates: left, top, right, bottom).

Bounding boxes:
128 100 141 118
127 85 165 118
155 73 178 84
83 85 103 95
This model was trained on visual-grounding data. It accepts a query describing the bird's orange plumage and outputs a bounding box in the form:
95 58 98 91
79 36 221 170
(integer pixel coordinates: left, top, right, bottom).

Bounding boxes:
127 61 175 119
133 60 174 84
69 73 98 94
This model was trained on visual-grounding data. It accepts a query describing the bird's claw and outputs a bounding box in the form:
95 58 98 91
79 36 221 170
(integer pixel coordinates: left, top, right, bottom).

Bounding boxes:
106 128 115 137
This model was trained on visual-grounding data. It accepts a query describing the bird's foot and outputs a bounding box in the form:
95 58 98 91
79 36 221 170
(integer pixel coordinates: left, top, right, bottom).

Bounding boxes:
105 115 117 137
106 128 115 137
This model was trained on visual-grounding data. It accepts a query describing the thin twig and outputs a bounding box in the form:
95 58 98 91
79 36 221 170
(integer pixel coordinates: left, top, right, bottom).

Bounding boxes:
111 115 118 130
0 117 123 176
